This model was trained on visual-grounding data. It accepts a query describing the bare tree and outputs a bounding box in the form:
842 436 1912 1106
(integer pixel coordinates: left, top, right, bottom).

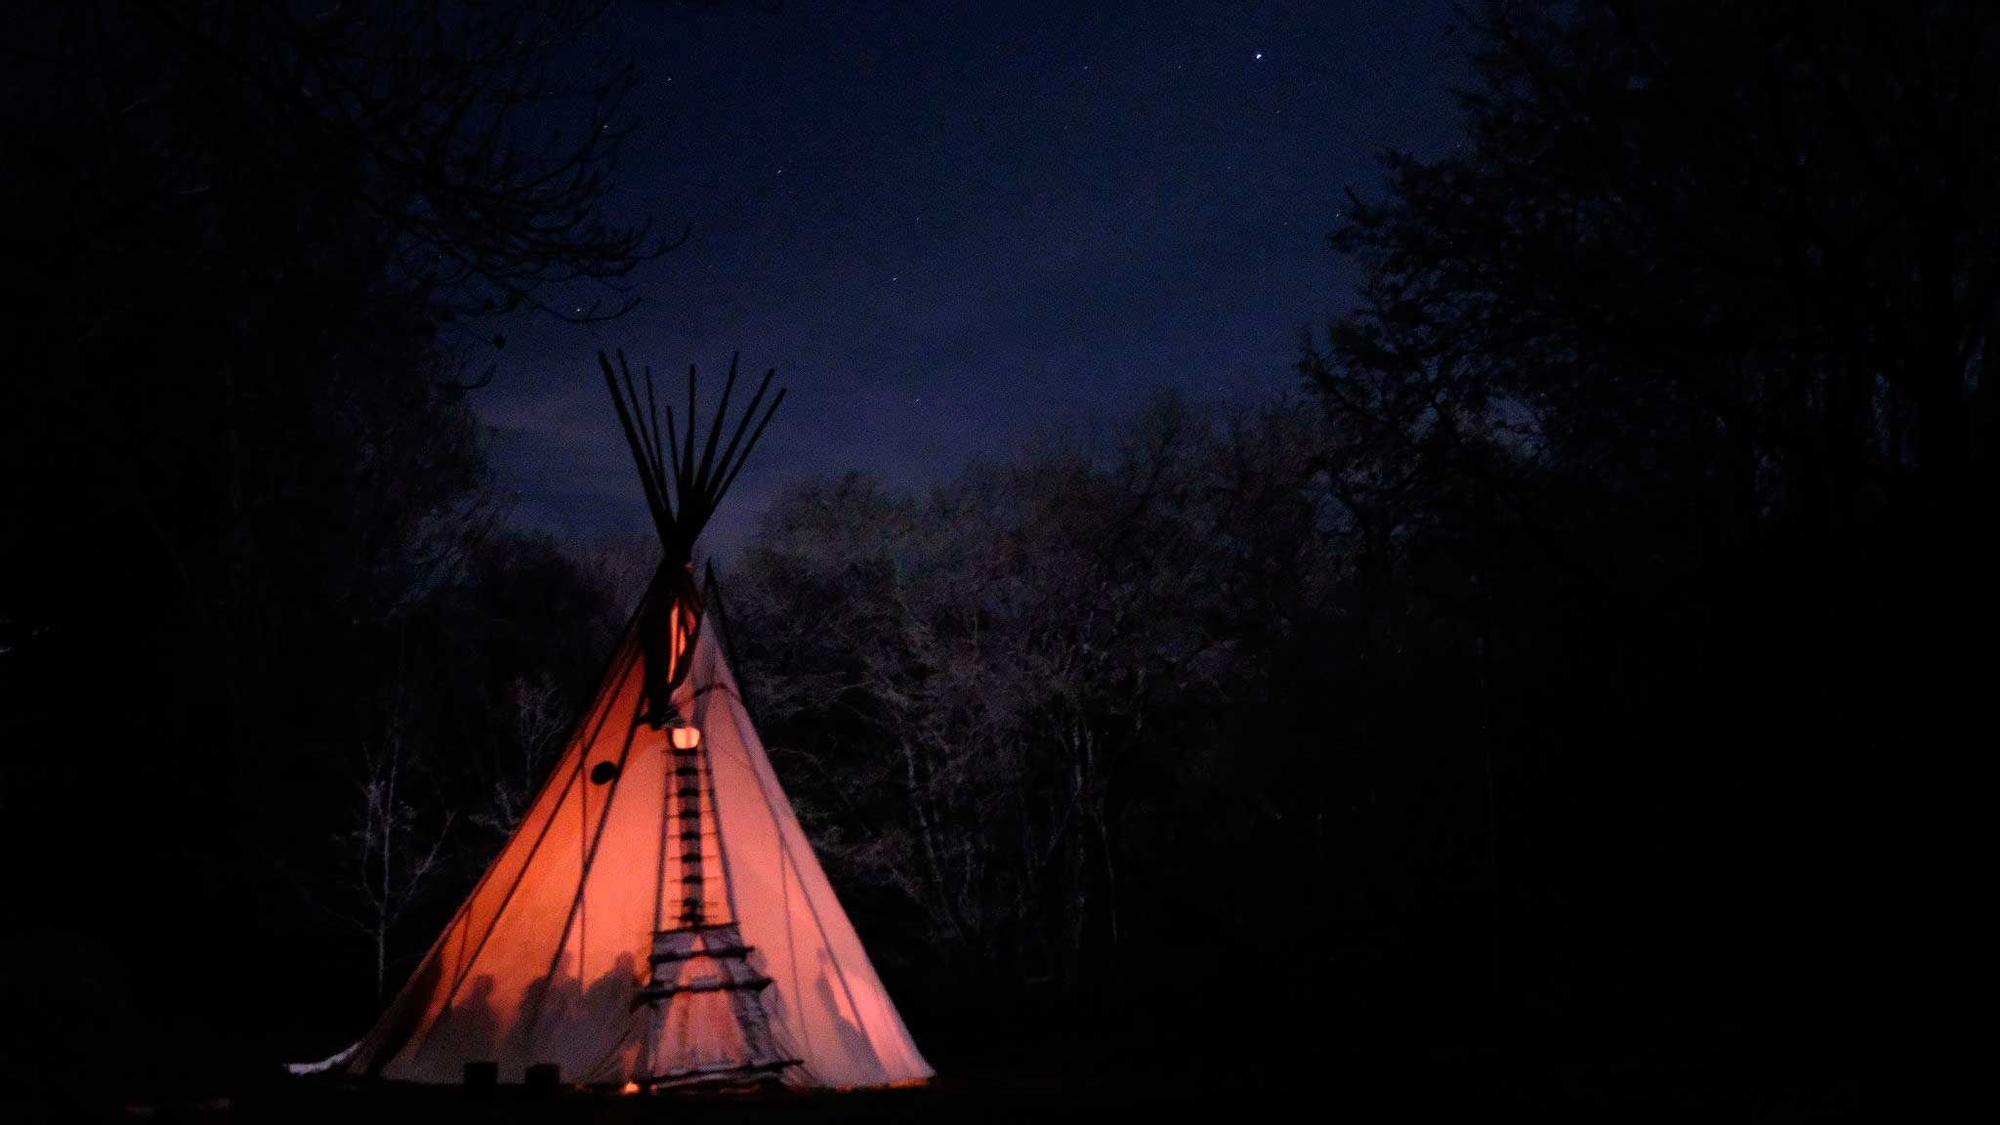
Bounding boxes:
732 396 1333 994
475 673 570 839
97 0 665 331
343 718 454 1004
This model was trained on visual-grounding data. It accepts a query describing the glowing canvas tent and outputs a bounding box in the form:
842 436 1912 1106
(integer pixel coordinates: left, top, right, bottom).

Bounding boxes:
335 354 930 1091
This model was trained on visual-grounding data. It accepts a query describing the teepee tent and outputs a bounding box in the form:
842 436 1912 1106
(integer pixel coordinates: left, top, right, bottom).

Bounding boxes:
335 353 931 1091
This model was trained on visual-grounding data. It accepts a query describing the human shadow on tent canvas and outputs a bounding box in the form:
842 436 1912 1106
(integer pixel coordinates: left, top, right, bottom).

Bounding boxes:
815 971 879 1077
486 952 645 1079
581 953 642 1026
504 957 581 1067
423 975 500 1074
577 952 646 1080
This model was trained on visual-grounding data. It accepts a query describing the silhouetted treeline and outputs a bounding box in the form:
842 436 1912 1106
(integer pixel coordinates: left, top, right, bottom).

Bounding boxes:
729 0 1981 1055
725 402 1337 1047
0 3 642 1110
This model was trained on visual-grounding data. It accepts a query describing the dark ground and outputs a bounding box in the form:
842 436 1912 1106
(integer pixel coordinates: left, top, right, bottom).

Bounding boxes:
112 1041 1862 1123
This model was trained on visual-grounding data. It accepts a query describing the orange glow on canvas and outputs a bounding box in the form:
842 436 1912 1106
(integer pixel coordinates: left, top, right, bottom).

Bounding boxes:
335 593 931 1091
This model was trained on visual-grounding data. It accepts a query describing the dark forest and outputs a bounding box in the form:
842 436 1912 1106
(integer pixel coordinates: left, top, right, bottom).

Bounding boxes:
1 2 1960 1118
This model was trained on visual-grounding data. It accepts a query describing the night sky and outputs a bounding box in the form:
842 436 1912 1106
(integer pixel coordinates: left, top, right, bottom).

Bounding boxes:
482 1 1461 557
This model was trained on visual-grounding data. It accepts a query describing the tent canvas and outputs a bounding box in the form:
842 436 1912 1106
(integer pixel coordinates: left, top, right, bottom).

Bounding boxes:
333 354 930 1091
